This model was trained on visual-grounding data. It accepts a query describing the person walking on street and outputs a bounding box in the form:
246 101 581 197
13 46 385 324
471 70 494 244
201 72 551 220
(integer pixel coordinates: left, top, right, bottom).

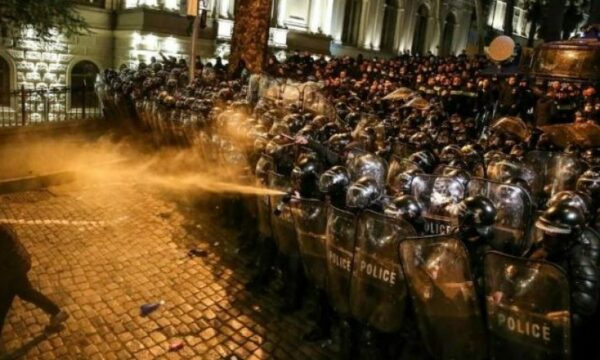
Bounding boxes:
0 224 68 344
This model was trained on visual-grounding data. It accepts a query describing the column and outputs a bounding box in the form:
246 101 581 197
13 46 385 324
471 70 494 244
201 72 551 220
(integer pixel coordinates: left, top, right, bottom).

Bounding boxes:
322 0 334 35
454 8 471 53
277 0 287 27
219 0 230 18
371 0 386 50
393 6 405 53
309 0 323 33
357 0 370 48
331 0 347 43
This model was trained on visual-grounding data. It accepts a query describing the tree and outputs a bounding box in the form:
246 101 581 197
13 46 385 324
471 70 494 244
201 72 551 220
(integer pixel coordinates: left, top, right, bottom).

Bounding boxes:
562 1 584 39
0 0 88 40
525 0 543 46
586 0 600 25
474 0 487 53
503 0 515 36
538 0 566 42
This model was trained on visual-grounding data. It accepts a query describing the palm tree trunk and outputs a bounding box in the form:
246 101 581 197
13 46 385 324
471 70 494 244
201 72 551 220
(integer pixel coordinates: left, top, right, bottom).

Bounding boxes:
229 0 272 75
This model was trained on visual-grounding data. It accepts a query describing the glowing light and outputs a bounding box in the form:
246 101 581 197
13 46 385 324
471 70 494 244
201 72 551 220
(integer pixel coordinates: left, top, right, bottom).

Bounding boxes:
164 0 178 10
217 19 234 40
143 34 158 50
131 32 142 47
162 37 180 53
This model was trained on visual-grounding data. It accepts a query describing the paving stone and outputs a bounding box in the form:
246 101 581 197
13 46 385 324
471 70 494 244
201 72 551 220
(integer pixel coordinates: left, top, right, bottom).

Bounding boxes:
0 182 333 360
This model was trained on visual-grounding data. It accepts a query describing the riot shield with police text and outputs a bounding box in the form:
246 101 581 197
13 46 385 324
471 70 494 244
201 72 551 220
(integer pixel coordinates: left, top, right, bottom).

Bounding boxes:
325 206 358 317
411 174 466 235
349 211 416 333
399 234 487 360
291 198 329 290
267 171 300 257
484 251 571 360
467 178 534 255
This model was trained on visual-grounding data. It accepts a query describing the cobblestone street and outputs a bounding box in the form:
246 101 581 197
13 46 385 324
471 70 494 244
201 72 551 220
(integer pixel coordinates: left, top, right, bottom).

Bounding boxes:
0 177 333 359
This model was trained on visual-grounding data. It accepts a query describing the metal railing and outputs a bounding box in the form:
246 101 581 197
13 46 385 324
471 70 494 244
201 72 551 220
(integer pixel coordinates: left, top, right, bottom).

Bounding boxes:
0 86 102 127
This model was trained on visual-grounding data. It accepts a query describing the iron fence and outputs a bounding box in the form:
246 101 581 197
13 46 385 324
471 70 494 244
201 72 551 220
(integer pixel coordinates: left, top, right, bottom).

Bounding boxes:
0 86 102 127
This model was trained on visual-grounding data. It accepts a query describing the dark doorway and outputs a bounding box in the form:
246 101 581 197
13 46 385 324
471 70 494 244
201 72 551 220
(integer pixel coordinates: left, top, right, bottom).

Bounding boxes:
70 60 99 108
381 0 399 52
441 12 457 56
0 57 10 107
412 5 429 55
342 0 362 45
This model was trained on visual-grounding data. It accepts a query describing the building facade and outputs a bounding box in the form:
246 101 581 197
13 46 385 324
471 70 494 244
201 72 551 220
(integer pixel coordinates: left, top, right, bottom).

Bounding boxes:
0 0 476 123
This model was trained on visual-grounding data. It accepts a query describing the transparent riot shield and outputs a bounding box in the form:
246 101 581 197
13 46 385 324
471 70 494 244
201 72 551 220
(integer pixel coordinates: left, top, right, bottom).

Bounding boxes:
291 198 328 290
544 155 587 200
411 174 466 235
267 171 299 257
347 152 388 187
350 211 416 333
392 141 417 159
255 154 275 238
399 234 487 359
484 251 571 360
524 151 557 202
467 178 534 255
387 155 421 194
325 206 358 317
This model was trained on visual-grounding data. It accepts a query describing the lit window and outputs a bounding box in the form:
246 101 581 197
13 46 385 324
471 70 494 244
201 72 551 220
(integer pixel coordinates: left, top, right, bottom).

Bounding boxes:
488 0 506 30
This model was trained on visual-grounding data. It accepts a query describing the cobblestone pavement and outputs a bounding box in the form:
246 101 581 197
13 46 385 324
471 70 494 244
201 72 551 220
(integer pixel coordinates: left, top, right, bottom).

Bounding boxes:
0 179 334 359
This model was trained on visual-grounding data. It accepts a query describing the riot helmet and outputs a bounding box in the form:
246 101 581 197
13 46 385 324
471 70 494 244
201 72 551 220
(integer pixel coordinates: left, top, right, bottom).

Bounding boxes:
291 152 323 198
457 196 497 242
385 195 424 232
547 190 593 222
408 150 436 173
534 203 586 257
319 166 351 207
346 177 382 209
576 168 600 208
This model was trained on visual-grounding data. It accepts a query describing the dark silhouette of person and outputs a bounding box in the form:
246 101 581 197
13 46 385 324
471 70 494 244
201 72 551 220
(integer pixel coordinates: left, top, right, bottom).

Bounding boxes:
0 224 68 341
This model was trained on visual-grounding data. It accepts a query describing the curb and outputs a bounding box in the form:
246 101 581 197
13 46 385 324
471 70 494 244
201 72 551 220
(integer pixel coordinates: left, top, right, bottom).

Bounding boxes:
0 171 77 195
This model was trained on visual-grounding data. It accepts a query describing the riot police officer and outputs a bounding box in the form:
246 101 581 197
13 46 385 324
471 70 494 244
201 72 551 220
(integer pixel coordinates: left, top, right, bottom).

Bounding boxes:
530 203 600 359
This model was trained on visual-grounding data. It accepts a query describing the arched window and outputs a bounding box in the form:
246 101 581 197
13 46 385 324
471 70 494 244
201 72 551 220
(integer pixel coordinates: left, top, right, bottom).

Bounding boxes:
441 12 457 56
412 5 429 55
70 60 99 108
342 0 362 45
0 57 10 107
381 0 399 52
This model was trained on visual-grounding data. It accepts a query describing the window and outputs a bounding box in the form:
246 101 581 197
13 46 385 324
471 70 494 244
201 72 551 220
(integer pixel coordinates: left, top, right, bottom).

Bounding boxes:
488 0 506 30
70 61 99 108
488 0 530 36
0 57 10 106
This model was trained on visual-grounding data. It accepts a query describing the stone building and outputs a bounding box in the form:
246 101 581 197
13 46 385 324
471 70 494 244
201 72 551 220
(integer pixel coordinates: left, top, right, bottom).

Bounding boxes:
0 0 476 123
